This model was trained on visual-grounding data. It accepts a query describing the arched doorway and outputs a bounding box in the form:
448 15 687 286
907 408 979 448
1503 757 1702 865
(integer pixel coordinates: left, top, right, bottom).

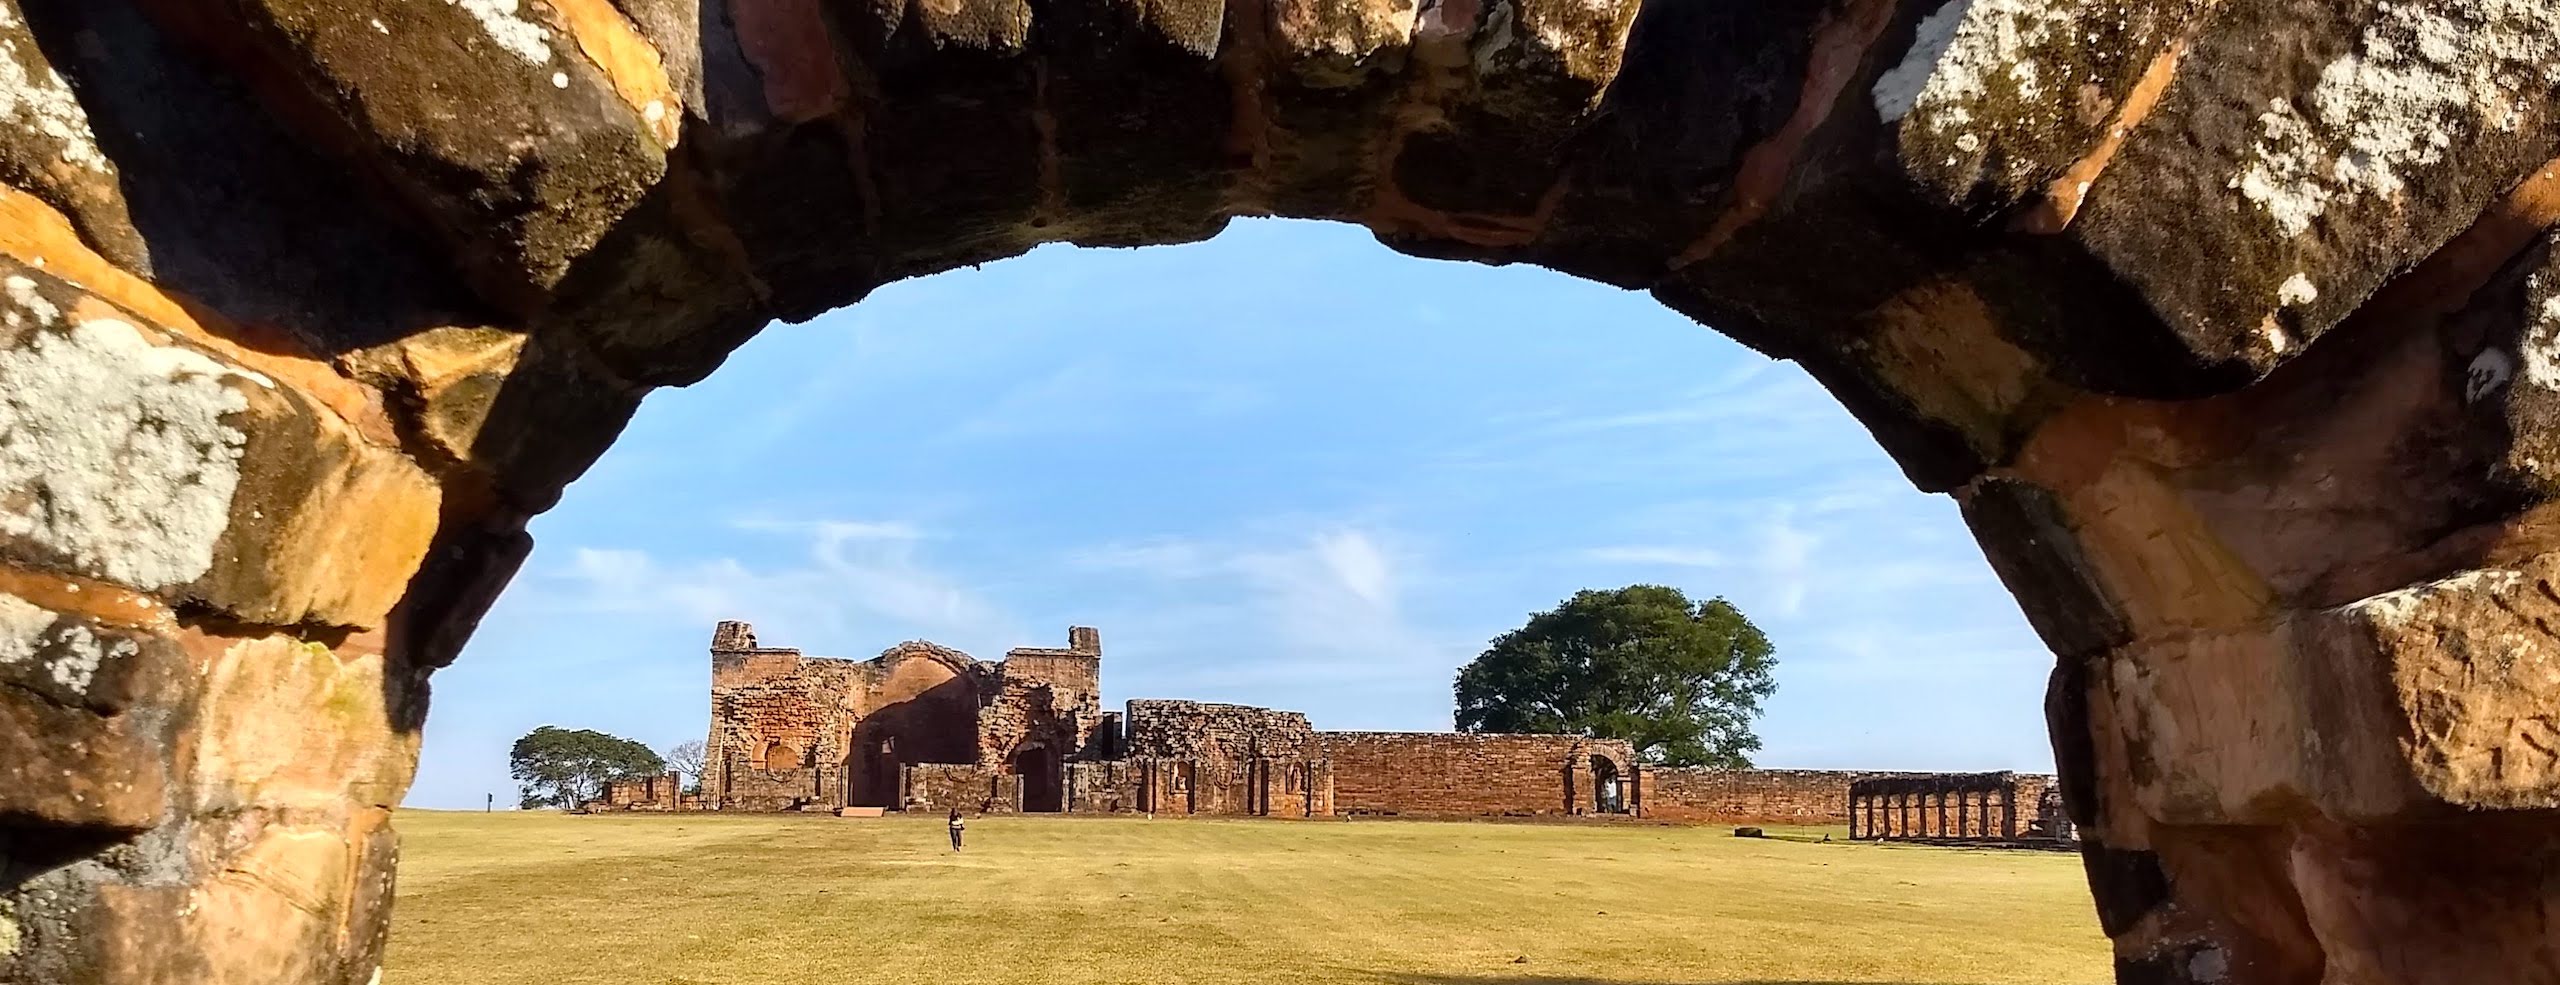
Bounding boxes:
1013 743 1063 813
850 735 899 809
12 0 2555 977
1590 756 1625 814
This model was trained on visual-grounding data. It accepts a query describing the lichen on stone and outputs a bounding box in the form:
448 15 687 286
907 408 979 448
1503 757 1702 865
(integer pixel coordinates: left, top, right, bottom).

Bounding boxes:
0 1 109 174
2523 273 2560 391
1873 0 1973 124
0 591 133 695
0 317 262 592
2236 0 2560 238
1870 0 2081 133
0 589 51 667
2276 272 2319 307
454 0 556 65
44 620 131 692
2 274 56 328
2350 567 2528 628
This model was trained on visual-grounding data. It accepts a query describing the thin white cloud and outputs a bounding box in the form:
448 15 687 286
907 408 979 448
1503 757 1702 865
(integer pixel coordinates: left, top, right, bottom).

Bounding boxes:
1310 530 1394 607
1068 526 1455 689
1757 507 1817 618
1580 545 1727 568
1431 366 1876 499
527 518 1022 657
732 517 925 542
940 359 1268 443
1068 538 1215 576
942 360 1116 441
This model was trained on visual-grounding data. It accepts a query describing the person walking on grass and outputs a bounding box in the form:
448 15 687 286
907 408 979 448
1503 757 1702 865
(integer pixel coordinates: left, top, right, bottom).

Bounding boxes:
947 807 966 852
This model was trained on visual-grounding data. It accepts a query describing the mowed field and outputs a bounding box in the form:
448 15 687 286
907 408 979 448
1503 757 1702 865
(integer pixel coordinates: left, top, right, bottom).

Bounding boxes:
388 811 2110 985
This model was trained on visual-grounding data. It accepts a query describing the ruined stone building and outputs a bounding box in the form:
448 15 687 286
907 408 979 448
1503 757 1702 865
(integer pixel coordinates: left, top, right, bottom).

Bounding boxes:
690 620 1649 817
653 620 2054 829
1846 772 2072 845
706 621 1115 812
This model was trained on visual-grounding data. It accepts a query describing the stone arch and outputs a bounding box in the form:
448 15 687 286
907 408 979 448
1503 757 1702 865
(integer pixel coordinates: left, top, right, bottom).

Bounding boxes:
848 643 983 806
1588 754 1626 815
0 1 2554 982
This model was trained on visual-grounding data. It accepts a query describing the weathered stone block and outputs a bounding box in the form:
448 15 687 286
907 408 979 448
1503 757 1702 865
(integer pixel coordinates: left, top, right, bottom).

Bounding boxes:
189 633 418 814
2052 0 2560 381
0 262 440 629
2321 555 2560 811
0 593 179 831
1372 0 1640 245
2104 625 2419 825
84 808 397 985
0 0 145 270
149 0 668 308
339 326 528 467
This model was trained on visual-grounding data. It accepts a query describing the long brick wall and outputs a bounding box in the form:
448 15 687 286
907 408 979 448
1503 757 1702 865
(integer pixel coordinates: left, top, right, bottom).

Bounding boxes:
1320 732 1636 817
1638 768 1920 825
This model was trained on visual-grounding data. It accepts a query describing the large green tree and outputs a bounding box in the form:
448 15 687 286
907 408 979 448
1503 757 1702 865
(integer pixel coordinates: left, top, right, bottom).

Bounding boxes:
509 726 666 809
1455 585 1777 768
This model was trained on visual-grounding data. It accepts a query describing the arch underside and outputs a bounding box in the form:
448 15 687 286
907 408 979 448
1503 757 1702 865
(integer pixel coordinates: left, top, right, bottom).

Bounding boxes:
0 0 2557 982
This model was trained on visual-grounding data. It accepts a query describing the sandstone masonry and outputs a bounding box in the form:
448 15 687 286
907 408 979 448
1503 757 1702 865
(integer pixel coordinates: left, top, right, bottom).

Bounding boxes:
18 0 2560 975
626 620 2040 826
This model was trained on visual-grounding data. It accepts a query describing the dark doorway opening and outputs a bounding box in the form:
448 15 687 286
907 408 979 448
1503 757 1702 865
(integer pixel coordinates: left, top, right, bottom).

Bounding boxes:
852 736 898 808
1591 756 1625 814
1015 743 1063 813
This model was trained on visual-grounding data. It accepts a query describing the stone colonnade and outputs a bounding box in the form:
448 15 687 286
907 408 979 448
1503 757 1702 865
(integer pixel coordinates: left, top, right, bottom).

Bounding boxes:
1848 772 2021 842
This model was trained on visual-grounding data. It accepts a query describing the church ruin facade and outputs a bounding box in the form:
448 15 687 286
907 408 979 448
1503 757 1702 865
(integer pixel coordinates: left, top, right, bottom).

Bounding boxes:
706 621 1115 812
676 620 2056 828
698 620 1637 818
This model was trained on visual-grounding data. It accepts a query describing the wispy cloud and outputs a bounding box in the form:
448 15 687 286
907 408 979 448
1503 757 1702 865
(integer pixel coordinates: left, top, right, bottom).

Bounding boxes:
1429 364 1874 500
1069 538 1216 576
939 358 1266 442
1757 507 1816 617
525 518 1021 656
1579 545 1727 568
732 518 926 543
1069 526 1457 691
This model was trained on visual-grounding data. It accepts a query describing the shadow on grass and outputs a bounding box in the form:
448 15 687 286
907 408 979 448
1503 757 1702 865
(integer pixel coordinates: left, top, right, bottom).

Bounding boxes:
1374 974 1983 985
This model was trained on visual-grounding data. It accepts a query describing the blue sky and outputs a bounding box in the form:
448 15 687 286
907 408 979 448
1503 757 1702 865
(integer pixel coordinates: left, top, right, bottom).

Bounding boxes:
405 218 2056 808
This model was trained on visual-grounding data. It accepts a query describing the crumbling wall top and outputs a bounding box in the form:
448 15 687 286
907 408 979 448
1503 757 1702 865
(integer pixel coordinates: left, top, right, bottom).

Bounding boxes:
710 619 799 655
1125 699 1319 760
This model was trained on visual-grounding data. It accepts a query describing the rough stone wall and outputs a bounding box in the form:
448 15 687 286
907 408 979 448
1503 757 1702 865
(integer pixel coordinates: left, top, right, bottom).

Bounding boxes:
1068 761 1143 814
14 0 2560 979
592 772 695 811
707 650 872 780
720 766 825 813
977 650 1102 769
1126 699 1322 760
2014 774 2056 834
1085 712 1126 761
1322 733 1638 817
1639 767 1927 825
1119 699 1334 816
903 763 1018 814
705 624 1107 810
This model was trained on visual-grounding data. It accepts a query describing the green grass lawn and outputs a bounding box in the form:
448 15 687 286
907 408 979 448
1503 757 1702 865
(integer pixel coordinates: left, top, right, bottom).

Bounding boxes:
387 811 2110 985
